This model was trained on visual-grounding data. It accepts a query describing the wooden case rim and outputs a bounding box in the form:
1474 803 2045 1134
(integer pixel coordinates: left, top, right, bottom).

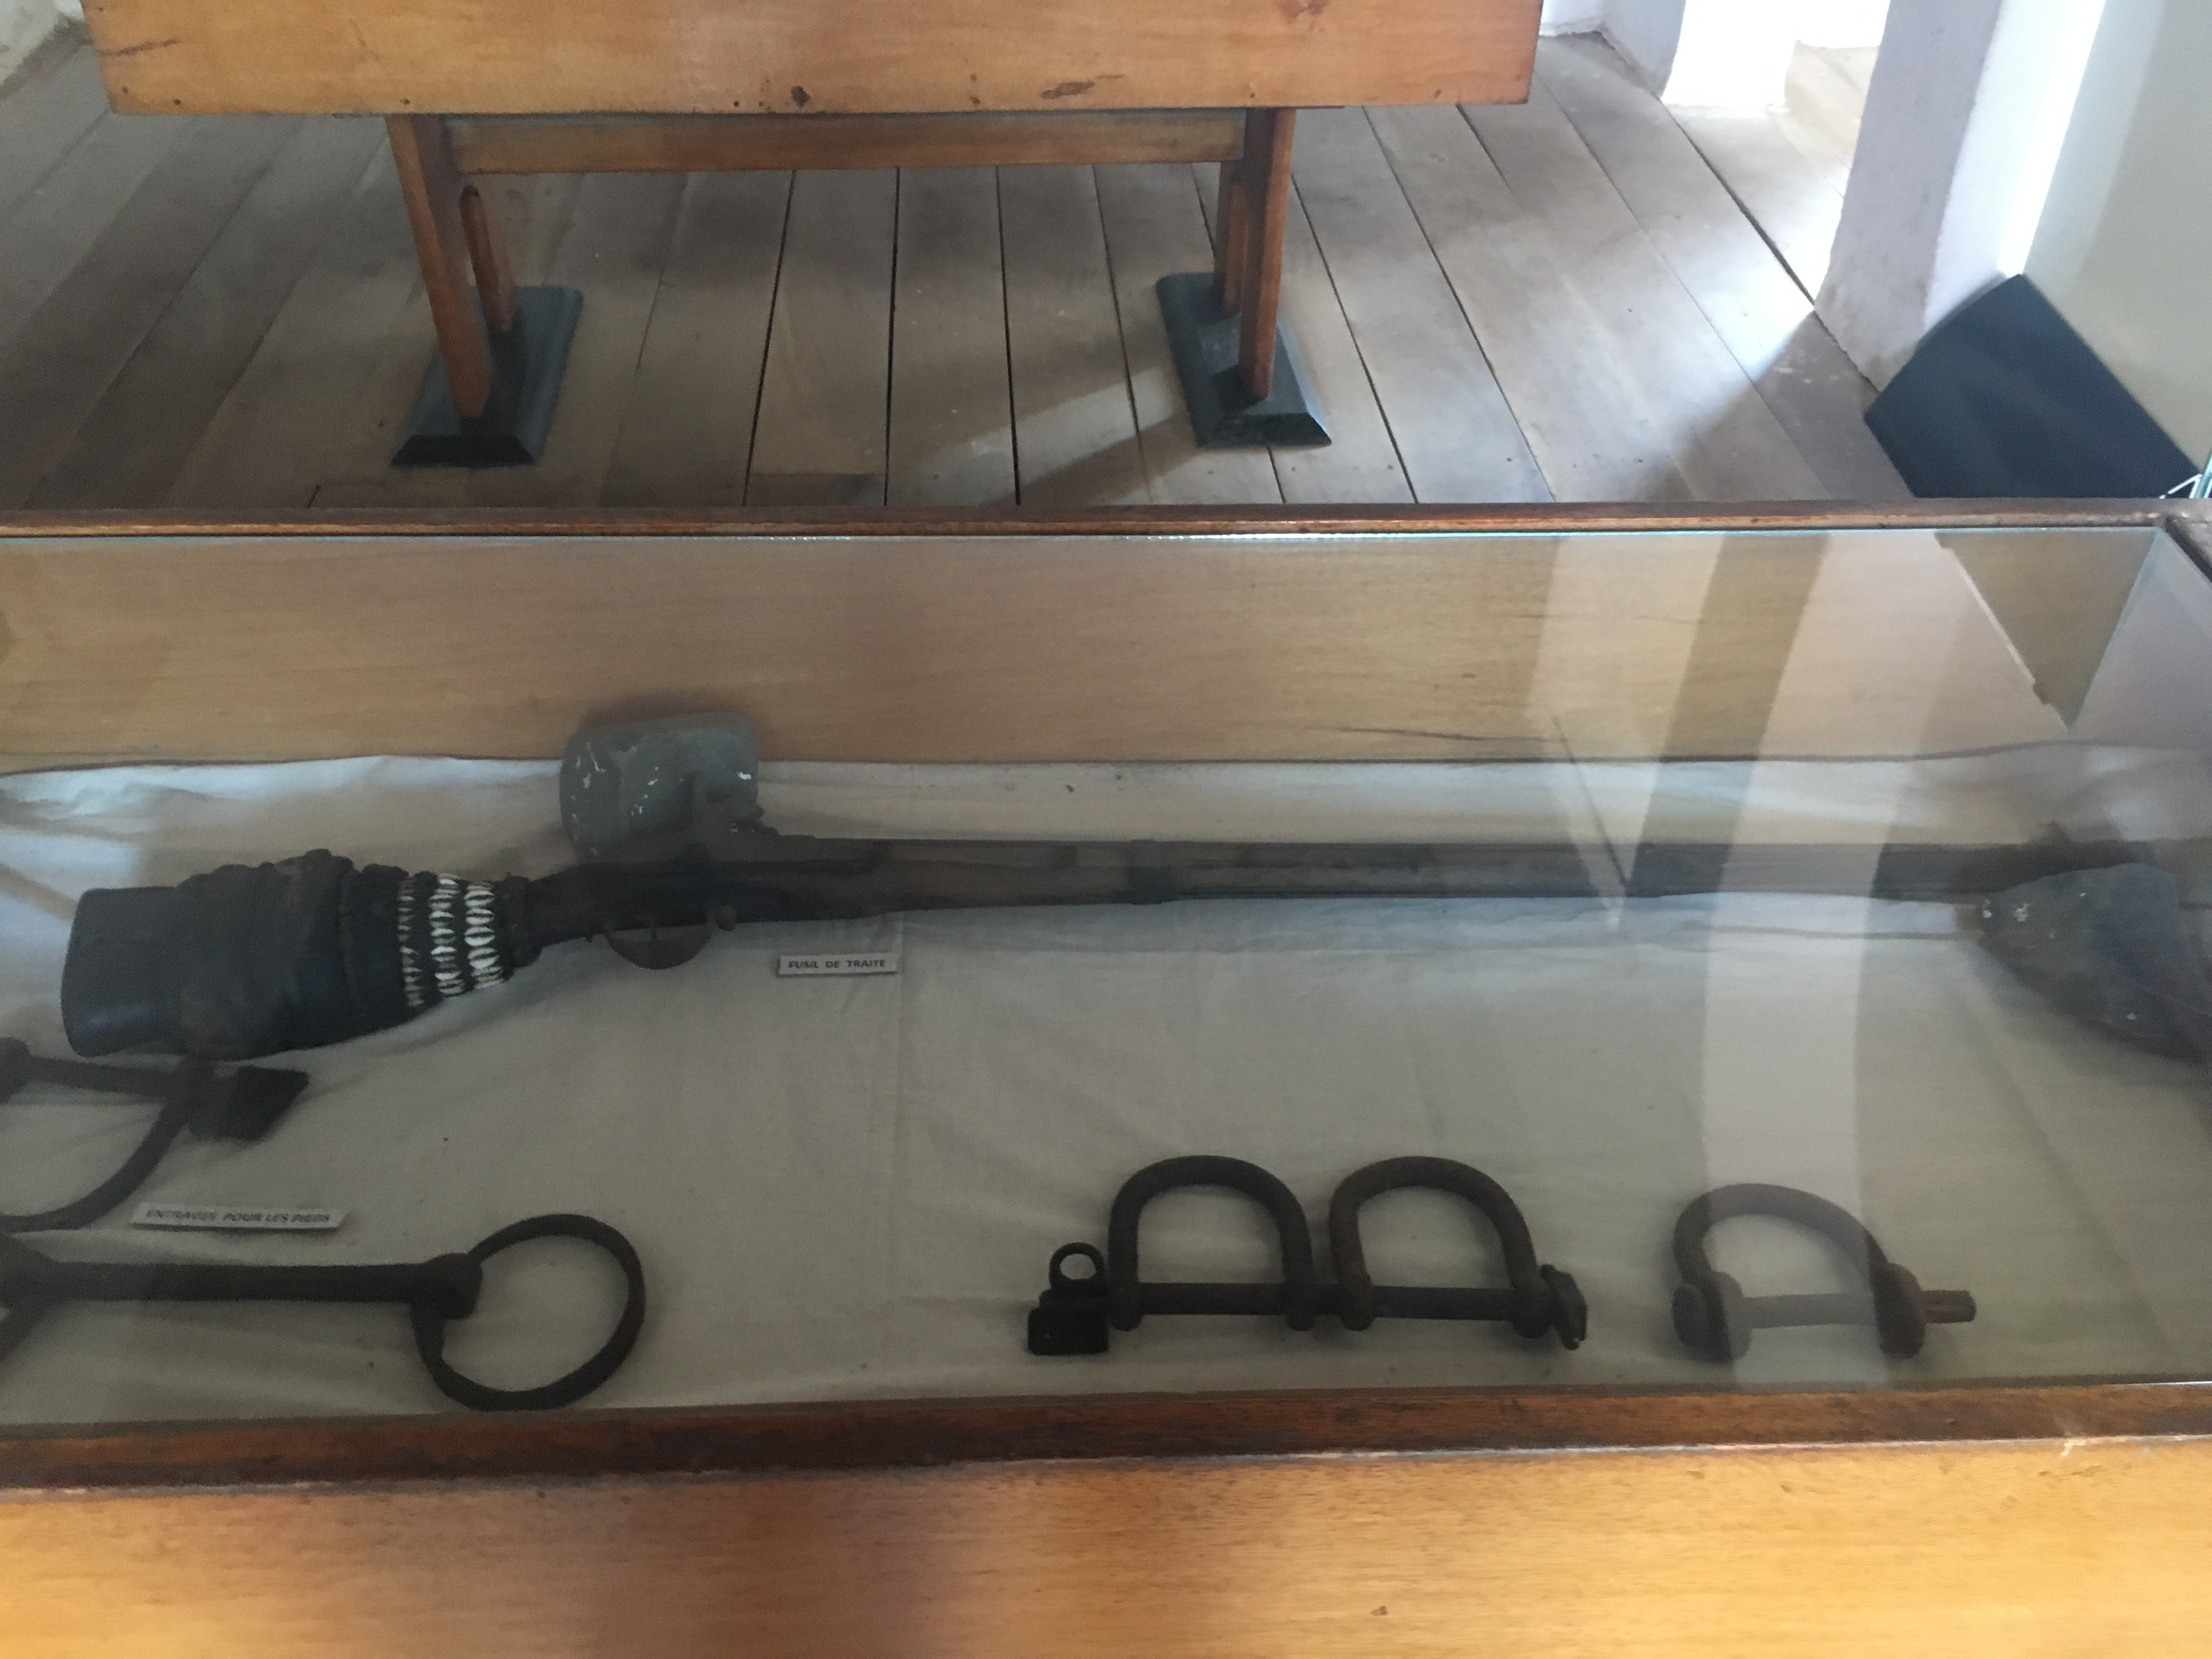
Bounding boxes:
0 499 2195 539
7 1376 2212 1496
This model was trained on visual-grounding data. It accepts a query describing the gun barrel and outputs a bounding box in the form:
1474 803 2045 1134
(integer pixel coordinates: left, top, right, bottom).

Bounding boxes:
525 835 2147 944
62 837 2148 1061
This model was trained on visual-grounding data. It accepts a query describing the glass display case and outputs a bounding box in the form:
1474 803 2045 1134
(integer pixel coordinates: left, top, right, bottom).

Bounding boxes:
5 502 2210 1650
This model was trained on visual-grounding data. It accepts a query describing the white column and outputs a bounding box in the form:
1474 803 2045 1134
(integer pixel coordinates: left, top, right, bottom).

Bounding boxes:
1 0 61 75
1815 0 2107 386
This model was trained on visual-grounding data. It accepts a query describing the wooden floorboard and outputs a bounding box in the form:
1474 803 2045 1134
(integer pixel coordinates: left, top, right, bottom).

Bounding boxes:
1673 106 1845 299
1458 84 1827 501
999 163 1148 508
0 49 1904 510
1535 37 1906 501
166 149 421 509
0 114 298 509
466 171 687 508
1192 167 1413 505
1291 106 1548 504
1094 161 1280 505
1369 104 1692 502
0 108 194 366
746 167 897 507
1782 43 1868 174
1630 41 1865 308
0 40 105 228
32 117 383 509
302 292 473 512
886 167 1016 507
603 172 793 510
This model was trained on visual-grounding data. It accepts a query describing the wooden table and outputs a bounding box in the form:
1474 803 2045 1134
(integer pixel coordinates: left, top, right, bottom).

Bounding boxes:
78 0 1539 462
7 498 2212 1655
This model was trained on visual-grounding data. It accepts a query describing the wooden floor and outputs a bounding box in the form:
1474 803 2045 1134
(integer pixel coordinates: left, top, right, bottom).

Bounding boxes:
0 30 1904 512
1675 42 1876 302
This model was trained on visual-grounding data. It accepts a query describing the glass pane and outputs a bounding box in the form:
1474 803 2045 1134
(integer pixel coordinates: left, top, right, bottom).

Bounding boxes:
1 520 2207 1423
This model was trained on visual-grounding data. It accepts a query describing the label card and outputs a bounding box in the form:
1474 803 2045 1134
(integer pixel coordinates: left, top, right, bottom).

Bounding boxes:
131 1204 347 1232
776 951 901 978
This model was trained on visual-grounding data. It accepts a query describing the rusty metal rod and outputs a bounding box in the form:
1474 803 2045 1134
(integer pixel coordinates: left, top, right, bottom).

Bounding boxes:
1740 1289 1977 1329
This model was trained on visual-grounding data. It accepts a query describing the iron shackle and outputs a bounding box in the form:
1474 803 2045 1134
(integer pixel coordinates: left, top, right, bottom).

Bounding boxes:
1672 1183 1974 1361
1105 1155 1319 1332
1329 1156 1585 1347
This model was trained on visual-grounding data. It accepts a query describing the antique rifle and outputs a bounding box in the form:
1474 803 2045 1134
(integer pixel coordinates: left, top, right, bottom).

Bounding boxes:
55 718 2160 1060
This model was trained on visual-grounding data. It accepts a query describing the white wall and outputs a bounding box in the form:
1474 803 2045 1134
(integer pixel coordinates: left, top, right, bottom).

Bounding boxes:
2027 0 2212 465
1798 0 1889 48
1816 0 2103 386
0 0 60 83
1539 0 1606 33
1660 1 1801 106
1592 0 1886 106
1601 0 1686 85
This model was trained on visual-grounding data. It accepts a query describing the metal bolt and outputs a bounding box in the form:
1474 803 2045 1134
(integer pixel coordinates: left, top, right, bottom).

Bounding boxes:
1739 1288 1977 1330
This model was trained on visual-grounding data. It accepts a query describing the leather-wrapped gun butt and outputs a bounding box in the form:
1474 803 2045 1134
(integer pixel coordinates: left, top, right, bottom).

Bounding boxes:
65 843 866 1058
66 853 537 1060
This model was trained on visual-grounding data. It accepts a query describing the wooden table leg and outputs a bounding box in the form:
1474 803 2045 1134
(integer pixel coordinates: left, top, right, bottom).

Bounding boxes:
1235 108 1295 404
387 114 495 419
458 184 518 335
1214 151 1251 315
1155 106 1326 446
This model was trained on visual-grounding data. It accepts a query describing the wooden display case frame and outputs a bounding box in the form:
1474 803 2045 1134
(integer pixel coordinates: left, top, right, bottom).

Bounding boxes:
5 499 2212 1656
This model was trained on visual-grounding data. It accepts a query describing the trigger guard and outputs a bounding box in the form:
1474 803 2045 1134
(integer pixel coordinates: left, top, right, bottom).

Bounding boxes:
599 919 714 970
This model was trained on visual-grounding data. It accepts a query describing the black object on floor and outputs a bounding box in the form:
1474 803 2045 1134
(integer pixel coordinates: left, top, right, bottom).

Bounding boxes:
1027 1154 1585 1355
0 1039 309 1233
0 1212 646 1411
1671 1184 1975 1362
1976 862 2212 1059
393 285 584 467
1156 273 1331 448
1865 274 2195 498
